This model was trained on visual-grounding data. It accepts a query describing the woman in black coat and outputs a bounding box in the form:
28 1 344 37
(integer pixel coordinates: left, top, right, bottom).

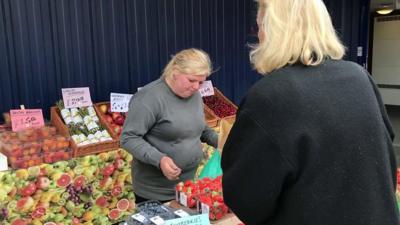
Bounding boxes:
221 0 400 225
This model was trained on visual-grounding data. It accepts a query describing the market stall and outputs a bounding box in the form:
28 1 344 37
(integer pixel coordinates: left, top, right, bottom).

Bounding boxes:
0 87 240 225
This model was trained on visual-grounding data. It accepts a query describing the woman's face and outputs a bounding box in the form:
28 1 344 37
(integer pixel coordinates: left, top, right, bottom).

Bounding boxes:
171 72 207 98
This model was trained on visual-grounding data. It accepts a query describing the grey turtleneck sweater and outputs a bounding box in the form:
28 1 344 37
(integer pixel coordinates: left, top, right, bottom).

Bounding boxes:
121 78 218 201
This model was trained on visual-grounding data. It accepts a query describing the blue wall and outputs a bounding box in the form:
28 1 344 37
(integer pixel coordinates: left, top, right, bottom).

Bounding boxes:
0 0 369 121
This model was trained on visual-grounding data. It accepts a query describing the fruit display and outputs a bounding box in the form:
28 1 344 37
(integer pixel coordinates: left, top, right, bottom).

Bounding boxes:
0 126 71 169
203 95 237 118
95 102 127 138
203 88 237 119
56 100 113 146
175 176 228 220
0 149 134 225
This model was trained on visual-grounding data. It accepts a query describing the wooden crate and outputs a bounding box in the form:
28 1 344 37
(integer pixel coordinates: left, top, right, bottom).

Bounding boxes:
204 87 238 125
93 102 120 140
50 107 119 157
204 106 219 128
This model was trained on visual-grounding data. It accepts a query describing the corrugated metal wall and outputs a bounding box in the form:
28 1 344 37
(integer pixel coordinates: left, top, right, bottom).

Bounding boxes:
0 0 259 120
0 0 369 121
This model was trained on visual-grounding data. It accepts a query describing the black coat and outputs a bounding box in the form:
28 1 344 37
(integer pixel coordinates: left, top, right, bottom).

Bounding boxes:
222 60 399 225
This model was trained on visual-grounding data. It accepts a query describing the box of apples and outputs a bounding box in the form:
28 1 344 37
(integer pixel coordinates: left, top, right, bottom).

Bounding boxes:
94 102 126 139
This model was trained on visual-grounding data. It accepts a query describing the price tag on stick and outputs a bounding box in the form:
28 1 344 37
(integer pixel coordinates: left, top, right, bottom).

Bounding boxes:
110 93 133 112
199 81 214 97
62 87 93 109
10 108 45 132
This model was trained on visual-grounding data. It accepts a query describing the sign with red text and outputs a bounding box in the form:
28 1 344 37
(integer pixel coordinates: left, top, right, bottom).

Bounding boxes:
62 87 93 108
10 109 45 132
199 81 214 97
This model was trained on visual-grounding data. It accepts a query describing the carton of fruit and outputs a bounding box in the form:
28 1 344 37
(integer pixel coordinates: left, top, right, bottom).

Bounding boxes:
196 193 229 221
8 154 43 169
1 140 42 157
42 135 70 152
175 180 200 208
203 88 237 125
43 148 72 163
94 102 126 139
50 106 119 157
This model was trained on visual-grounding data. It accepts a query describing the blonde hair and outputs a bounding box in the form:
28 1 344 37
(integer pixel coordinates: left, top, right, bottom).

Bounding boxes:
251 0 345 74
162 48 212 79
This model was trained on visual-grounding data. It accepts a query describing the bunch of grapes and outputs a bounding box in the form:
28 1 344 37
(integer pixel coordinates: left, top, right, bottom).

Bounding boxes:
66 184 94 206
0 208 8 220
83 202 92 210
66 185 83 205
83 185 93 195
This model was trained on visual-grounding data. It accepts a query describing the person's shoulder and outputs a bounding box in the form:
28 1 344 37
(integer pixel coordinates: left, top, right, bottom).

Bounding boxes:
134 79 166 100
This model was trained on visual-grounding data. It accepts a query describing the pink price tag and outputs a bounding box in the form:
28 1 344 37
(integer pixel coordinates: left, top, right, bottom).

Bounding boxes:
10 109 45 132
62 87 93 109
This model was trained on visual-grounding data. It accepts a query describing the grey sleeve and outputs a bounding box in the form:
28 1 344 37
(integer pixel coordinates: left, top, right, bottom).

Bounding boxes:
120 99 166 168
200 125 218 148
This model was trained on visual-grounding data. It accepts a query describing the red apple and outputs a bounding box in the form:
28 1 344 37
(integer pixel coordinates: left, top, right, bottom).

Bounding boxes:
114 116 125 126
112 112 121 120
105 115 113 124
36 177 50 190
99 104 108 114
113 126 122 135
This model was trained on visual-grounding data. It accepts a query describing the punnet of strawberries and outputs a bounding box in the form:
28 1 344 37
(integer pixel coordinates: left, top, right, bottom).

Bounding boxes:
203 95 237 118
176 176 229 220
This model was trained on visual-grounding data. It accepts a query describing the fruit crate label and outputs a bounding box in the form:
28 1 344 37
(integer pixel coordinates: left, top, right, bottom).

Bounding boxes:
0 152 8 171
150 216 165 225
174 209 190 218
165 214 210 225
201 202 210 215
62 87 93 109
180 192 188 207
199 81 214 97
131 213 147 223
10 109 45 132
110 92 133 112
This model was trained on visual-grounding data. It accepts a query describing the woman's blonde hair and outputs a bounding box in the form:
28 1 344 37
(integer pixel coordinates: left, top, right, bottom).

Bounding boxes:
162 48 212 79
251 0 345 74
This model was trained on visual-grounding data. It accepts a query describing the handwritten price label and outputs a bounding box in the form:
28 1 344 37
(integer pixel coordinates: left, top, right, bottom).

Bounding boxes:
10 109 45 132
110 93 133 112
165 214 210 225
199 81 214 97
62 87 93 109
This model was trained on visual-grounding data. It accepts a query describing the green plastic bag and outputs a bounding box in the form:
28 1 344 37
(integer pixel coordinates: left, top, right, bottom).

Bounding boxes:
199 150 223 179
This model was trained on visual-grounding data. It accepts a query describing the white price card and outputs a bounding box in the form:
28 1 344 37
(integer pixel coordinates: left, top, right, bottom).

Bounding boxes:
110 92 133 112
174 209 190 218
199 81 214 97
62 87 93 109
131 213 147 223
0 152 8 171
150 216 165 225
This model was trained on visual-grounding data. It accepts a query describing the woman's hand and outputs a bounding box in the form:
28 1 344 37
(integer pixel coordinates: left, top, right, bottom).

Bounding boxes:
160 156 182 180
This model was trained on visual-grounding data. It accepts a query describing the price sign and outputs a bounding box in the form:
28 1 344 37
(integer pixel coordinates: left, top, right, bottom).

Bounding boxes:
165 214 210 225
110 93 133 112
10 109 45 132
199 81 214 97
62 87 93 109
